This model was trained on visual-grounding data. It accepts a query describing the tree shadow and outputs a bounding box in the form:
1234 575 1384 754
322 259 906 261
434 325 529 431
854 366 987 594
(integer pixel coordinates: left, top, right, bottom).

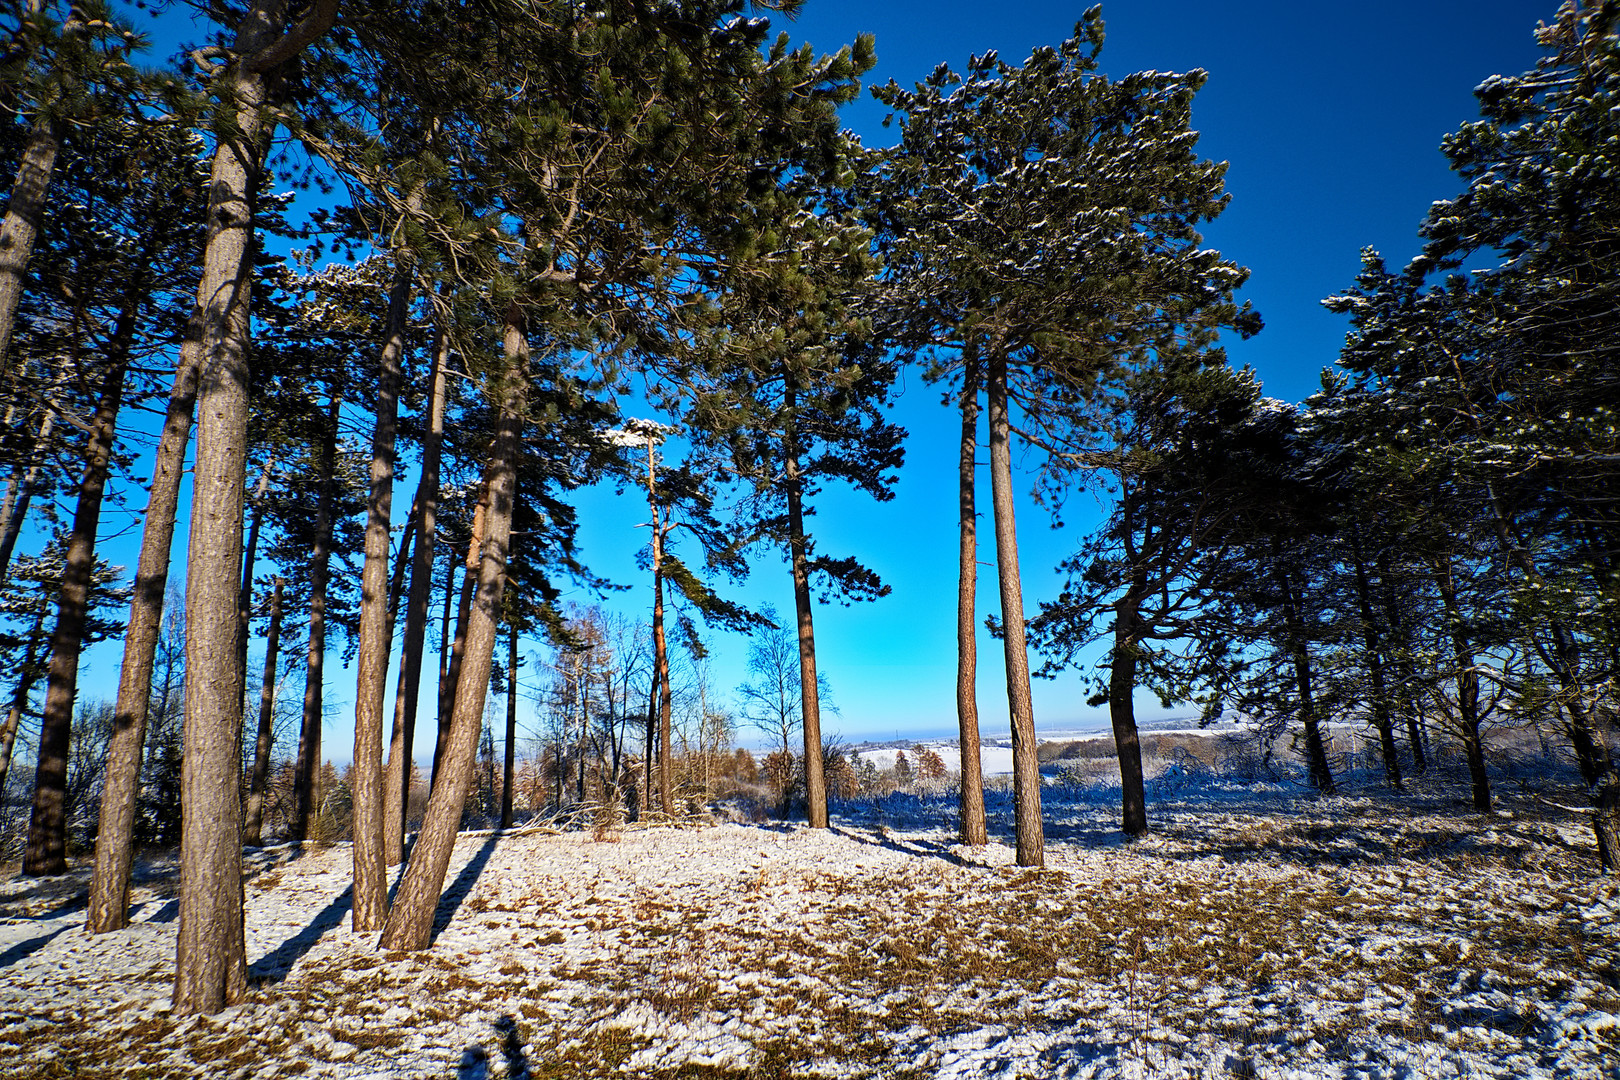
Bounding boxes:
827 824 971 867
455 1013 529 1080
249 884 353 984
0 924 69 970
430 831 500 944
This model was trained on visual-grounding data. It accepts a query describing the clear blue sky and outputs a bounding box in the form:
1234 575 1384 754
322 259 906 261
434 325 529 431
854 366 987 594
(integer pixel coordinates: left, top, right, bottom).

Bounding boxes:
65 0 1552 760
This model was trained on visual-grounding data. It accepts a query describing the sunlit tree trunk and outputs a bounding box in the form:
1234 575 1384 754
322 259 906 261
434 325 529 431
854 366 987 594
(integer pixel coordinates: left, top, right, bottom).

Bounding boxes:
985 340 1043 867
86 340 201 932
379 304 527 952
0 118 60 374
501 621 517 828
955 349 986 846
434 498 484 790
351 257 412 933
782 391 826 829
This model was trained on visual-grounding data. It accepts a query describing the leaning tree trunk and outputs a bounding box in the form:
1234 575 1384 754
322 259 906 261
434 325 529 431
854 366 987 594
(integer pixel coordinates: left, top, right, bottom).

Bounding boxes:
0 358 67 586
350 254 413 933
242 575 284 846
378 303 527 953
0 118 60 374
955 349 986 846
23 315 131 876
171 3 337 1015
434 502 484 790
782 399 827 829
985 341 1043 868
385 320 449 863
292 395 341 843
86 340 202 932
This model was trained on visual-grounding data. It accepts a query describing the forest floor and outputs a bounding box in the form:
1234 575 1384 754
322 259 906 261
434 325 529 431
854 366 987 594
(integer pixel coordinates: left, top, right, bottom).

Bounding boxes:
0 771 1616 1079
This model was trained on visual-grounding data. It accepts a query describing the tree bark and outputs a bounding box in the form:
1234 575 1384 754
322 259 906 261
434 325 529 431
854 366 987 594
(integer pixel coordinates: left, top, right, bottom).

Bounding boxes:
0 611 45 800
434 502 483 789
1348 527 1401 789
1110 579 1149 838
86 341 201 932
171 2 337 1012
782 395 827 829
351 257 412 933
242 576 284 847
1432 558 1490 813
0 362 65 586
955 350 986 846
385 318 449 863
0 119 60 374
24 312 131 875
235 464 274 728
292 395 341 842
1273 551 1335 794
1377 552 1427 774
502 622 517 828
378 303 527 953
985 341 1043 867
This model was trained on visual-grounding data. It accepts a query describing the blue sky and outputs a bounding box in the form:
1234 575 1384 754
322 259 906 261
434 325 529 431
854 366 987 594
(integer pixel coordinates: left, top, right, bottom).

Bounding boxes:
62 0 1552 759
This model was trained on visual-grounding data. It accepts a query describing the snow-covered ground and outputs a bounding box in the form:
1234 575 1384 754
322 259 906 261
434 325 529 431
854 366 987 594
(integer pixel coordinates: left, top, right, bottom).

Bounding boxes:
1 774 1616 1079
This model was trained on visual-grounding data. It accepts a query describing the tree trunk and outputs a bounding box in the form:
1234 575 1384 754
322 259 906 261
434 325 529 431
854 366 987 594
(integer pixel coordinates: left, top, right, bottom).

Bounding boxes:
242 576 284 847
1272 552 1335 793
378 304 527 953
293 395 341 842
502 622 517 828
171 3 337 1012
24 313 131 875
782 398 827 829
385 323 448 861
651 558 672 815
434 503 484 789
0 119 60 373
0 612 45 799
235 464 274 728
351 258 412 933
1377 551 1427 774
1432 558 1490 813
985 341 1043 867
86 340 202 933
1110 585 1149 838
1349 527 1401 789
955 350 986 846
0 365 64 586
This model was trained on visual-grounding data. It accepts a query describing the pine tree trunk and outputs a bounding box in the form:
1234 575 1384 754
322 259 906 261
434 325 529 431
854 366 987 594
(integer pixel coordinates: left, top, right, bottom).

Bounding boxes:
235 465 274 727
985 341 1043 867
0 119 60 374
1273 552 1335 794
1349 528 1402 789
434 510 482 789
384 318 447 859
242 576 284 847
1432 558 1490 812
1111 584 1149 838
1376 552 1427 773
955 350 986 846
0 613 45 800
782 401 827 829
293 396 341 842
378 304 527 953
502 623 517 829
0 369 63 586
650 555 672 815
174 60 271 1017
351 260 412 933
23 314 131 875
86 341 201 933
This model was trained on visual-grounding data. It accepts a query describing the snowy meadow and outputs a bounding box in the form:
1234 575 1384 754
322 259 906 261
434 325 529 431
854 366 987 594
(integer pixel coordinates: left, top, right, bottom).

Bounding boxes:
1 769 1617 1080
